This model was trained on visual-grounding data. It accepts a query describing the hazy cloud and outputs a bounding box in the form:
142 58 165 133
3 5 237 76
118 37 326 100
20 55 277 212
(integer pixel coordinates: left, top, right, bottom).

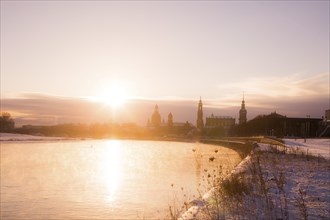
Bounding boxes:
217 72 328 99
1 88 328 127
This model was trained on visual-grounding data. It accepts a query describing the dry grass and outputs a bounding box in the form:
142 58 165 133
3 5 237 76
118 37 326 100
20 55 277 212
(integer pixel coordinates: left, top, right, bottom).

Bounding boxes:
169 139 329 220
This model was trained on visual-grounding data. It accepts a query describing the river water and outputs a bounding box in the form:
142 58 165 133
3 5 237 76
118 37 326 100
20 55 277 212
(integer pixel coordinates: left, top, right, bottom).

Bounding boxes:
0 140 241 219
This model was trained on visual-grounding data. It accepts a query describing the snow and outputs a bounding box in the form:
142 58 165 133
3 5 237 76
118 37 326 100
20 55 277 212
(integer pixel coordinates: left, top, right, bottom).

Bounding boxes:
237 141 330 219
283 138 330 159
180 138 330 219
254 142 330 219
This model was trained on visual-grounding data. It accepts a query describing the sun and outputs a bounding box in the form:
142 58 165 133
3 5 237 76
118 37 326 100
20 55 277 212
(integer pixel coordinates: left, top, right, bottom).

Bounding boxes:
91 84 129 108
101 88 126 107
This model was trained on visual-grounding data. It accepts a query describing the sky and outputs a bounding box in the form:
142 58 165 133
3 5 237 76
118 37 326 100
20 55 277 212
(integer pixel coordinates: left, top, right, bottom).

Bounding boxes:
1 1 329 126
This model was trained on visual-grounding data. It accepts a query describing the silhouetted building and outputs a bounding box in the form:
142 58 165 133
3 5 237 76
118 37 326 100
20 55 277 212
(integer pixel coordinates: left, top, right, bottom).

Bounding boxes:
205 114 235 137
172 121 194 136
205 114 235 129
236 112 322 137
325 109 330 124
167 112 173 127
196 98 204 129
151 105 161 127
239 96 247 124
318 109 330 137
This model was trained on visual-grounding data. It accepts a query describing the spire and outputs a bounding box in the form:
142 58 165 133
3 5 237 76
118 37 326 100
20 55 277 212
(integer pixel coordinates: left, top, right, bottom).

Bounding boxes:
197 97 204 129
239 95 247 125
199 96 202 105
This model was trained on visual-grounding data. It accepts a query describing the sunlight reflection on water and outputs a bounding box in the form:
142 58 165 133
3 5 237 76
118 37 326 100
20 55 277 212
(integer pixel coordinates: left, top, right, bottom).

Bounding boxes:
103 140 122 202
1 140 241 219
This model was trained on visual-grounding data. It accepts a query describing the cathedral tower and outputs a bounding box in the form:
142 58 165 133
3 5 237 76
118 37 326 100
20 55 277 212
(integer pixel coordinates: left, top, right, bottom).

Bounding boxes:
196 98 204 129
151 105 161 127
239 95 247 124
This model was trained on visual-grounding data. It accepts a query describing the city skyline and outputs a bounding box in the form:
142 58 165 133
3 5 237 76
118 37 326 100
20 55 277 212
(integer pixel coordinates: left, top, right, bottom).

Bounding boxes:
1 1 329 125
2 94 328 127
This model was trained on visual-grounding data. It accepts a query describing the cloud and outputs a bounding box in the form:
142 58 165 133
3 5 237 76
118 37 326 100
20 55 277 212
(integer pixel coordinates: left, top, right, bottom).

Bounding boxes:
217 72 329 99
1 80 328 127
1 93 197 126
211 72 329 116
1 93 109 125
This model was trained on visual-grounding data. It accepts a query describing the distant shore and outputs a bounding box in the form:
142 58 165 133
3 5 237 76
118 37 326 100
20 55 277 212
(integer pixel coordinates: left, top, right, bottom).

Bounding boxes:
0 132 79 141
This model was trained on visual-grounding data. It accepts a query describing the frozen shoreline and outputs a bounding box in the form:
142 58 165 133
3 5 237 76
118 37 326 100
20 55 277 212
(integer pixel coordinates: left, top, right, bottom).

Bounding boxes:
180 138 330 220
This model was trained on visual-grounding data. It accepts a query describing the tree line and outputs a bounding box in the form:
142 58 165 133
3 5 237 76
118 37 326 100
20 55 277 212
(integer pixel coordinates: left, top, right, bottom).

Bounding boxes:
0 112 15 131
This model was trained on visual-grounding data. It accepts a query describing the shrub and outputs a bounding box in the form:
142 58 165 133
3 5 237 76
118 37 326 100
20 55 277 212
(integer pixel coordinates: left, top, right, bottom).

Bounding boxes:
221 174 250 197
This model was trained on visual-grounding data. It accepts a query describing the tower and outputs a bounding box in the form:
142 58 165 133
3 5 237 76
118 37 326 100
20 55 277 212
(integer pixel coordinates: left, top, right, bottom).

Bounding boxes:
151 105 161 127
239 95 247 124
167 112 173 127
196 97 204 129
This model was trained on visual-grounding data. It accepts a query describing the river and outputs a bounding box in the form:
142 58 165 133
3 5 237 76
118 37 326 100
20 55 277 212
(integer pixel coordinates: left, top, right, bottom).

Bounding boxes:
0 139 241 219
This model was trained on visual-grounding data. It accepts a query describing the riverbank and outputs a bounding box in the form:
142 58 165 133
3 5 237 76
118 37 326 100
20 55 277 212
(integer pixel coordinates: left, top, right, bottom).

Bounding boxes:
0 132 79 141
179 138 330 220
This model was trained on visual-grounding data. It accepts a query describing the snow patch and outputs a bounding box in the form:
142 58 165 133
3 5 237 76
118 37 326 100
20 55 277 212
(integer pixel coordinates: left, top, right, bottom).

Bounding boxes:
284 138 330 159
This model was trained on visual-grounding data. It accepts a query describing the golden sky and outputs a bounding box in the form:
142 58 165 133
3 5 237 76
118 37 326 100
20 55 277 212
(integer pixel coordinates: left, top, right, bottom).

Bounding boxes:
1 1 329 125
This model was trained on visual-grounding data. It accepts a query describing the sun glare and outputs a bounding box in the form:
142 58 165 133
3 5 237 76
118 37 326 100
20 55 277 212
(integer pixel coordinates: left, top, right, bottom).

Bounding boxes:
91 84 129 108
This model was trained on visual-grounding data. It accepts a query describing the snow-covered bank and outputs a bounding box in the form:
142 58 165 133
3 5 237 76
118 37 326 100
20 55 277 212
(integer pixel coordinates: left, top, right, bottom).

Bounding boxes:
180 139 330 220
179 146 255 220
253 142 330 219
0 133 76 141
283 138 330 159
